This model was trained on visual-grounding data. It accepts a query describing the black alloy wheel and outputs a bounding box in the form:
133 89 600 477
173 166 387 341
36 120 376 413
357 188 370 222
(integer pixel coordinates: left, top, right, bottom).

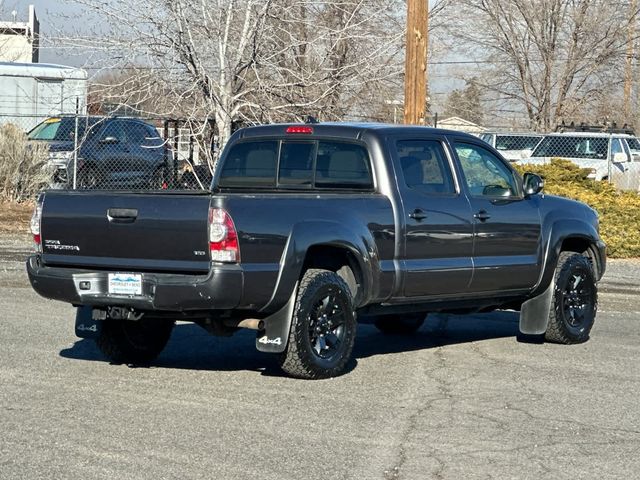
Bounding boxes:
545 251 597 344
279 269 357 379
307 287 349 360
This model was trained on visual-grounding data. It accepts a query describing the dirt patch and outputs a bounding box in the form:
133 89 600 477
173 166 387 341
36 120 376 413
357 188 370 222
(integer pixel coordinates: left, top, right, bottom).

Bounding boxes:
0 202 33 236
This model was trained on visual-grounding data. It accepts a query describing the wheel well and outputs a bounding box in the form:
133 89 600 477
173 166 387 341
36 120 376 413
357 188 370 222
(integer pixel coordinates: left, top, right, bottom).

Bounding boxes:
302 245 364 305
560 237 600 279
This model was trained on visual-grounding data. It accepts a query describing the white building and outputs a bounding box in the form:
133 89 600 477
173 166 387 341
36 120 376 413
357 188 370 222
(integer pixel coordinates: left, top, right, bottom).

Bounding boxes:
0 5 39 63
437 116 486 134
0 62 87 131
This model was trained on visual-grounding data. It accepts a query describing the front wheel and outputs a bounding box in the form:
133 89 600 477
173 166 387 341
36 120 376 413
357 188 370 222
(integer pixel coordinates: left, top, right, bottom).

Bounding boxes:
278 269 357 379
96 317 174 364
545 252 597 344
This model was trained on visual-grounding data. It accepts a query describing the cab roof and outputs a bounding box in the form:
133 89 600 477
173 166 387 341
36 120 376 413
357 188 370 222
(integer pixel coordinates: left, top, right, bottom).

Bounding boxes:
234 122 482 142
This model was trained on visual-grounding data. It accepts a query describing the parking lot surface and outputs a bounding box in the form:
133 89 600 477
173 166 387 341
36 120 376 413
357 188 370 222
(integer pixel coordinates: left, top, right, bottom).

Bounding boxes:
1 237 638 480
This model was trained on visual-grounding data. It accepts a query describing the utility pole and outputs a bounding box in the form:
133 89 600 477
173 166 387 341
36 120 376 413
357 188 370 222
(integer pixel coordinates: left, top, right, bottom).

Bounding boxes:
403 0 428 125
624 0 637 122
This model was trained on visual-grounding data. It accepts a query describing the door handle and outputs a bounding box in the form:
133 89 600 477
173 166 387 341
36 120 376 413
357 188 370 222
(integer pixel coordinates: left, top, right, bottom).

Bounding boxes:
107 208 138 223
474 210 491 222
409 208 428 221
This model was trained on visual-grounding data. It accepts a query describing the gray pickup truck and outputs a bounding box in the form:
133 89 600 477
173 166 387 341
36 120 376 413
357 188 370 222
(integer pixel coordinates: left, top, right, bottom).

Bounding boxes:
27 123 606 379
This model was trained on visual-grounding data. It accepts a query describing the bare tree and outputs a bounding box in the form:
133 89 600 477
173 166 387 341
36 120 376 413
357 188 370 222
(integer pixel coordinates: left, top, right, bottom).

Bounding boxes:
440 0 640 130
58 0 405 153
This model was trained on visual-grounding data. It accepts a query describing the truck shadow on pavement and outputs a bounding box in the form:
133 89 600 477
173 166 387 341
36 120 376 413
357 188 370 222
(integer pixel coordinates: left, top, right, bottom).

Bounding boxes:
59 311 522 377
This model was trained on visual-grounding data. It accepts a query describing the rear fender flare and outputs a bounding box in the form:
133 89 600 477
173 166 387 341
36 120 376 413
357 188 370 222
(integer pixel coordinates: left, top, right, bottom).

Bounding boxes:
261 220 378 313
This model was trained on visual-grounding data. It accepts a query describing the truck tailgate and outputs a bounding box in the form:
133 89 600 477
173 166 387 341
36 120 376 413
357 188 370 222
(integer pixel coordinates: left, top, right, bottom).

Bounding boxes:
40 191 211 273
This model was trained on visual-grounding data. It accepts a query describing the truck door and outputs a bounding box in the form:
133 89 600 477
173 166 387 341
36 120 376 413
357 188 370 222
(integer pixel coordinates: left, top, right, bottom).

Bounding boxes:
394 137 474 297
450 140 542 293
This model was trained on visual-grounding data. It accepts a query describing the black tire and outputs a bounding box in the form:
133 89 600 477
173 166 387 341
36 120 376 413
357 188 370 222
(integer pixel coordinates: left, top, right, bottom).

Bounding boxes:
96 317 174 364
77 166 101 189
545 252 597 344
279 269 357 379
374 313 426 334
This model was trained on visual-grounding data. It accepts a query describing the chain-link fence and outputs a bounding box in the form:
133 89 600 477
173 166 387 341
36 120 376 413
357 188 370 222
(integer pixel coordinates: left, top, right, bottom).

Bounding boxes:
476 131 544 161
446 125 640 191
3 112 640 194
0 113 218 193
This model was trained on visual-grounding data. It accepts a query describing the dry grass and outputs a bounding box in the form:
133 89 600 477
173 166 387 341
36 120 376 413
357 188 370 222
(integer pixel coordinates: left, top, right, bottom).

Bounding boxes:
0 123 51 202
0 202 33 235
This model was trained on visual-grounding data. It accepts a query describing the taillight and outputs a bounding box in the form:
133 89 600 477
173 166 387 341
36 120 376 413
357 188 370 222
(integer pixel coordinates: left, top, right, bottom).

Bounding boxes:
30 196 44 252
286 126 313 134
208 208 240 263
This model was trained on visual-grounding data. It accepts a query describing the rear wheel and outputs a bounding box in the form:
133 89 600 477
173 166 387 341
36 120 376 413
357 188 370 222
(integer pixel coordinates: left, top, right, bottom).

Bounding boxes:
278 269 357 379
545 252 597 344
374 313 426 334
96 317 174 364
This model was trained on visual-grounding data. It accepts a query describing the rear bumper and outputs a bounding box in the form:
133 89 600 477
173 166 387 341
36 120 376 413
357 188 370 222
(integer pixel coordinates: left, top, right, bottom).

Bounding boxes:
26 255 243 311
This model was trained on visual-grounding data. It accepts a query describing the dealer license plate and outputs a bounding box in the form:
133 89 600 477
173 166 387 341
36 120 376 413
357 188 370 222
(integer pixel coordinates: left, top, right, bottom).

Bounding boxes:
108 273 142 296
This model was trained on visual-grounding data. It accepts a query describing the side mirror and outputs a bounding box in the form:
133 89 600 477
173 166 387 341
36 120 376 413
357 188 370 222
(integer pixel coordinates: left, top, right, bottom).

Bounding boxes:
523 172 544 196
613 152 629 163
100 136 119 145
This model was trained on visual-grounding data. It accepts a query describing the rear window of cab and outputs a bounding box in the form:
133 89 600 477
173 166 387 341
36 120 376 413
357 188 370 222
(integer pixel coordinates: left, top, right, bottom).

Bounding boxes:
218 139 373 190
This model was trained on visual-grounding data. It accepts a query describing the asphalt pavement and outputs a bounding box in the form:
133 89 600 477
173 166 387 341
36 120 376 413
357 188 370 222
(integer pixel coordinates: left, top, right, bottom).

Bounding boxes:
1 236 639 479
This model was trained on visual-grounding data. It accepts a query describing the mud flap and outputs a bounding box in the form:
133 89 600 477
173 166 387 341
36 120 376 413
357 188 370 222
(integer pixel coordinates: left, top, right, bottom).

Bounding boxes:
256 282 298 353
519 278 554 335
74 306 103 339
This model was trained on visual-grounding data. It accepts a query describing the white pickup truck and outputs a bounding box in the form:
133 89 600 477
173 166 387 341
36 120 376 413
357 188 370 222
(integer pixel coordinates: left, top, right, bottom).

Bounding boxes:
519 132 640 191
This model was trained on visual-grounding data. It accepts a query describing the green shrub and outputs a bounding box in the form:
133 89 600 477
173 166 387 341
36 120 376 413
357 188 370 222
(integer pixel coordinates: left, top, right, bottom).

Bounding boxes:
516 159 640 258
0 123 51 202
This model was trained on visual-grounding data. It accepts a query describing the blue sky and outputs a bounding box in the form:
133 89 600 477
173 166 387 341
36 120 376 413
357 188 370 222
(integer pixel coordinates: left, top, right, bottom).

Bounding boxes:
1 0 82 63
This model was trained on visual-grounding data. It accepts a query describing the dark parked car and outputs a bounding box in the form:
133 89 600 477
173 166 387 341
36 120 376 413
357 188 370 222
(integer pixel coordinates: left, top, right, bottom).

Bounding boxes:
28 116 169 189
27 123 606 379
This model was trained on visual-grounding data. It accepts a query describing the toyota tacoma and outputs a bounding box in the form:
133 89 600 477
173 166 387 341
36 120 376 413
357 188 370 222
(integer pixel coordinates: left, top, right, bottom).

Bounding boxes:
27 123 606 379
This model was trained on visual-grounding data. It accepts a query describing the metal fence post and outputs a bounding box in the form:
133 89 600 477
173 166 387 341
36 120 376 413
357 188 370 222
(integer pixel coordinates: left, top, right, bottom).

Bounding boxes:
607 134 613 184
173 120 179 186
73 98 79 189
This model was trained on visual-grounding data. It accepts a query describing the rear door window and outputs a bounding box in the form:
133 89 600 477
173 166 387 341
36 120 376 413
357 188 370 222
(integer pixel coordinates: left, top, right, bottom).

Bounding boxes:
396 139 455 195
315 142 373 189
219 141 279 188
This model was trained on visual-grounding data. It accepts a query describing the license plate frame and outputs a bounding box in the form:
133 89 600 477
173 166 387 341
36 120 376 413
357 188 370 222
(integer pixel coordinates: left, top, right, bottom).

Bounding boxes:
108 273 143 296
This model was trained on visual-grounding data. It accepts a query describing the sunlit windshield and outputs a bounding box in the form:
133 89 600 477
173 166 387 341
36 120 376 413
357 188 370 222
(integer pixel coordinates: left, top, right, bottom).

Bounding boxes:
532 136 609 159
28 117 98 141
